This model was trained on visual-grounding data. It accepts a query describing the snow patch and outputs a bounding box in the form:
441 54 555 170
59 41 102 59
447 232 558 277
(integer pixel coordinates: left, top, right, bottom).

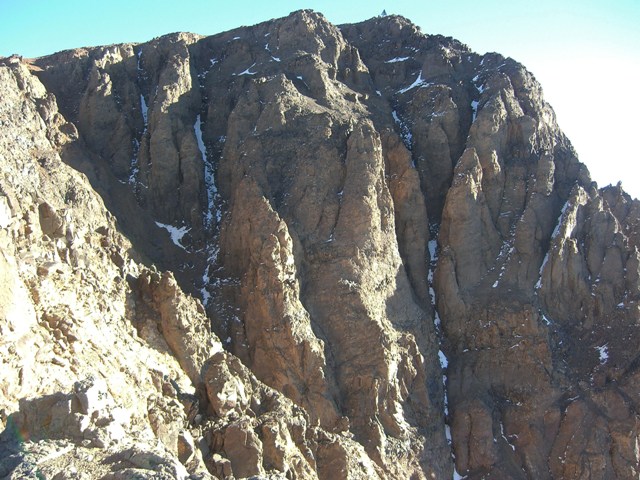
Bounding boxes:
438 350 448 369
552 200 572 239
392 110 413 152
140 94 148 126
155 222 190 250
136 49 145 75
397 70 431 94
443 376 449 417
428 239 438 260
131 50 148 190
199 247 219 306
500 422 516 451
472 74 485 93
128 139 140 186
195 115 221 230
471 100 479 122
596 344 609 364
536 252 550 289
385 56 410 63
538 200 575 288
194 115 207 164
235 63 257 76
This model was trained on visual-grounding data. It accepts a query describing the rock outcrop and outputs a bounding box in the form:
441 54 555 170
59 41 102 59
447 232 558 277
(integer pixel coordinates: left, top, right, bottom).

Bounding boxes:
1 9 639 479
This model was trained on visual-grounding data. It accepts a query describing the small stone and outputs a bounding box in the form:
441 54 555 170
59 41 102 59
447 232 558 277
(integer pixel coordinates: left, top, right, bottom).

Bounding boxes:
177 429 195 464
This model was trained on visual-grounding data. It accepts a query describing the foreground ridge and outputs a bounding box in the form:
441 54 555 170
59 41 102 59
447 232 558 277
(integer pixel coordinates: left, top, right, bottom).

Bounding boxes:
1 9 639 479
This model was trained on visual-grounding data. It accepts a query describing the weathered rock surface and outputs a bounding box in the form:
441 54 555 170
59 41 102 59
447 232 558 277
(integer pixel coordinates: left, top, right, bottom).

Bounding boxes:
1 9 640 479
0 53 384 480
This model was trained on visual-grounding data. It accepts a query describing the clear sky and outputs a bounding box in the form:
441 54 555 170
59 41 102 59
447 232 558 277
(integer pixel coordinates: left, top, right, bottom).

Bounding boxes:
3 0 639 198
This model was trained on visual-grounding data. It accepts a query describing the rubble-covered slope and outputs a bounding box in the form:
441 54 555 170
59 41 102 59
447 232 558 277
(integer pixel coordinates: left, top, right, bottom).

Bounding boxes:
1 9 640 480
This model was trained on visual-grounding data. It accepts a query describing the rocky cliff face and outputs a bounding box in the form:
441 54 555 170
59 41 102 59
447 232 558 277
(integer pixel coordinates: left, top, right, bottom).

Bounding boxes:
1 10 639 480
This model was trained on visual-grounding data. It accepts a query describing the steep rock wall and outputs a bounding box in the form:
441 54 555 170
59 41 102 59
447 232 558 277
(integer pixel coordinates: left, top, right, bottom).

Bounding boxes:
0 9 639 480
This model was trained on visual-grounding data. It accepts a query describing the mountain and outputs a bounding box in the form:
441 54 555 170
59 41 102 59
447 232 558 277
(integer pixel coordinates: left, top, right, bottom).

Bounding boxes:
1 9 639 479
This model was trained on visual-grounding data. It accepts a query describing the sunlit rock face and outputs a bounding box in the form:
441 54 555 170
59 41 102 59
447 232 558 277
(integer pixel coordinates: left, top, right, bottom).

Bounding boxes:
1 9 639 479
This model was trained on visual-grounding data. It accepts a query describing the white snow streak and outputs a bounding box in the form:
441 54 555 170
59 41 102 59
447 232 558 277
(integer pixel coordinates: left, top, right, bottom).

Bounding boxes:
128 139 140 186
130 49 147 189
235 63 257 76
194 115 207 164
428 239 438 260
552 200 572 239
471 100 479 122
140 94 148 126
536 252 550 289
537 200 573 288
596 344 609 364
397 70 430 94
500 422 516 451
264 41 281 62
438 350 448 369
453 468 465 480
155 222 190 250
385 56 410 63
195 115 220 229
472 74 485 93
392 110 413 152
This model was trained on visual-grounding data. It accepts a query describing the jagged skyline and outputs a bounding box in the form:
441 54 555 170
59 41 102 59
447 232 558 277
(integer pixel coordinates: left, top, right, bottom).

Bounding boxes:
2 0 639 198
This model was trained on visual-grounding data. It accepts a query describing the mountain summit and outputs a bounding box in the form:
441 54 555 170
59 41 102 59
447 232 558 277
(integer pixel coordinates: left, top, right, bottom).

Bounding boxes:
1 10 639 479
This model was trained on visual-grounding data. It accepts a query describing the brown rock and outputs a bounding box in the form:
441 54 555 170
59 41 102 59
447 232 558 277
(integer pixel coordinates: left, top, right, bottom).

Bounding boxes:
2 9 640 480
223 421 265 478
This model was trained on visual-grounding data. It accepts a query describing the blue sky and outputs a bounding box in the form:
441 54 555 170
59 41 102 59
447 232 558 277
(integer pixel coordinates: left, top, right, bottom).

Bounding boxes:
3 0 639 197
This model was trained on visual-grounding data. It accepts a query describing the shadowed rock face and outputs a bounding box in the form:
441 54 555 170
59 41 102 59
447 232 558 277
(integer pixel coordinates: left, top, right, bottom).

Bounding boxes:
1 9 639 479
